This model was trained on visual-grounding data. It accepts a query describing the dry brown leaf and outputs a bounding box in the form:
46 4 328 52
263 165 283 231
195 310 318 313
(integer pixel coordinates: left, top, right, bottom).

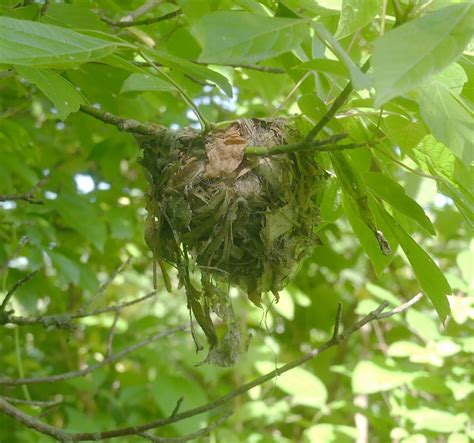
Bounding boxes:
204 127 247 178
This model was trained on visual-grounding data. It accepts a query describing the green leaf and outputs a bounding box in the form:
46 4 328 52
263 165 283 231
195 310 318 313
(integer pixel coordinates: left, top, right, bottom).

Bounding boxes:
52 193 107 252
364 172 435 235
193 11 308 64
434 62 468 95
352 360 416 394
48 251 81 286
256 362 327 407
0 16 117 67
342 194 393 275
419 81 474 166
293 58 348 78
379 208 451 322
304 424 357 443
312 22 370 90
145 48 233 97
15 66 84 120
373 3 474 106
405 309 441 341
120 73 175 94
42 3 108 31
410 135 474 227
335 0 380 39
406 408 469 433
382 115 428 156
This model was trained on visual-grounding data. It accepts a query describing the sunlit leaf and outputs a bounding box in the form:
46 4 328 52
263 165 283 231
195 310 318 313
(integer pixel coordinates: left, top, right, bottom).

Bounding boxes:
373 3 474 106
352 360 417 394
193 11 308 64
256 362 327 407
15 66 84 120
335 0 380 39
0 16 117 67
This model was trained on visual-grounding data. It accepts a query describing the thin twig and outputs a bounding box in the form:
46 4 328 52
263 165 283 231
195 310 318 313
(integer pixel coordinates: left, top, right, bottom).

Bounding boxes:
305 59 371 143
0 396 62 408
78 257 132 314
132 61 285 74
0 398 71 442
140 51 210 132
271 71 311 118
140 412 232 442
40 0 50 16
0 176 50 205
121 0 162 22
0 324 187 385
378 293 423 318
1 291 157 328
106 311 121 357
79 105 167 136
332 303 343 339
101 9 182 28
391 0 403 23
0 295 419 441
380 0 388 35
1 270 39 311
244 134 373 157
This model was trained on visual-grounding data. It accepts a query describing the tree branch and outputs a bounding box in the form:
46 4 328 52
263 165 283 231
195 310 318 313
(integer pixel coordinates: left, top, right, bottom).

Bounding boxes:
0 294 421 440
139 412 232 442
0 395 63 408
1 291 157 328
100 9 182 28
0 270 39 312
79 105 167 136
0 175 49 205
244 134 373 156
0 324 187 385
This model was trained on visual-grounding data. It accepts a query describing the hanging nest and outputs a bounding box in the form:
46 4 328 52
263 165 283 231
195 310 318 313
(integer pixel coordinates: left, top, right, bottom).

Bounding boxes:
138 118 328 366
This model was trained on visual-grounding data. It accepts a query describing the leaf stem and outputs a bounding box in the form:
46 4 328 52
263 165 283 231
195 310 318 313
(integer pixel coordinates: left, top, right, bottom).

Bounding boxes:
140 51 211 132
243 134 372 157
305 59 371 143
101 9 182 28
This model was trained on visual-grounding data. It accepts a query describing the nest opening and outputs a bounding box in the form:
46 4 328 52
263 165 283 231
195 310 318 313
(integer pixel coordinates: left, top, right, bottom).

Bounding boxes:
138 118 328 366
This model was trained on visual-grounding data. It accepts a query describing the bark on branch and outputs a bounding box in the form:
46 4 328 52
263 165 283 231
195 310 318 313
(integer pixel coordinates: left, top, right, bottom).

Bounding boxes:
0 295 422 441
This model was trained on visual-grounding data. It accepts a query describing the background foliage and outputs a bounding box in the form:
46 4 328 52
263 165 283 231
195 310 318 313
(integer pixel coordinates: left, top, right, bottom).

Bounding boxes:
0 0 473 441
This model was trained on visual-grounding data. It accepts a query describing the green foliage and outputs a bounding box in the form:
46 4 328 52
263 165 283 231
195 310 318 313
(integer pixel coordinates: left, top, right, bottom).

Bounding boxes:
0 0 473 442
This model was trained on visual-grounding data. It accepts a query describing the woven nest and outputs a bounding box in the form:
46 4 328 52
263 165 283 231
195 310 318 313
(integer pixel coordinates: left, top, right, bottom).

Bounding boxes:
138 118 328 366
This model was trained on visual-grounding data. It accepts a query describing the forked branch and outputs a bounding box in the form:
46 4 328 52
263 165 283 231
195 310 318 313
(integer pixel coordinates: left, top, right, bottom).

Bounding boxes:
0 294 423 441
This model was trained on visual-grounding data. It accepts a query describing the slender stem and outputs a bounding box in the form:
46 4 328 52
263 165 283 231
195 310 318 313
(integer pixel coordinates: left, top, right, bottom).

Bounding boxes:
272 71 312 118
0 325 187 385
380 0 388 35
132 61 285 74
305 59 371 143
14 328 31 401
244 134 372 157
140 51 211 132
0 176 49 205
1 270 38 311
120 0 162 22
391 0 403 23
101 9 182 28
39 0 50 16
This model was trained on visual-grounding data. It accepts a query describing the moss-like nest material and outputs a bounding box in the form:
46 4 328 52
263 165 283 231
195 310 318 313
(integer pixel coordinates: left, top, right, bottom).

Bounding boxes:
138 118 328 365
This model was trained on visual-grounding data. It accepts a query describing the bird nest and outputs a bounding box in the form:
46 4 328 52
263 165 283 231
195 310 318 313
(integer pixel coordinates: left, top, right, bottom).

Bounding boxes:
138 118 328 366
